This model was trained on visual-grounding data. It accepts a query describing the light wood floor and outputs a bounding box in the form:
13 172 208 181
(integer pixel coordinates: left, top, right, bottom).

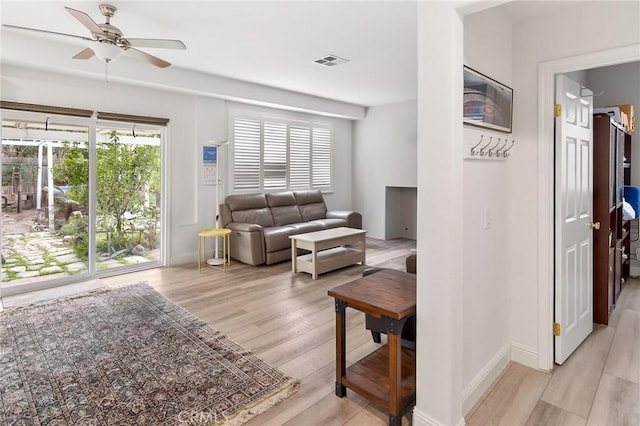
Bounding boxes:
465 277 640 426
101 237 417 425
6 238 638 425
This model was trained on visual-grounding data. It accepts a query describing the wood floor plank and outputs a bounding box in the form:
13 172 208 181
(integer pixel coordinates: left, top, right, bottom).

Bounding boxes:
98 237 416 426
525 400 586 426
9 236 640 425
278 321 376 380
344 404 412 426
466 362 551 426
541 325 615 418
604 309 640 384
586 373 640 426
623 278 640 312
242 362 336 426
256 309 373 367
283 390 370 426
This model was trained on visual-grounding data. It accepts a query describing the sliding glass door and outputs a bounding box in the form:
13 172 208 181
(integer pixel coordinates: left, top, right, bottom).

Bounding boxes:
94 122 162 272
1 111 165 295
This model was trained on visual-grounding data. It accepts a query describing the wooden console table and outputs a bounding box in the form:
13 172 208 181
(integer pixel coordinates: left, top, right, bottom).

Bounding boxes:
328 269 416 425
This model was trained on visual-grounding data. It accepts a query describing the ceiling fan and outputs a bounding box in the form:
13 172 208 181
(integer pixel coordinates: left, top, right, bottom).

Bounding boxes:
3 4 186 68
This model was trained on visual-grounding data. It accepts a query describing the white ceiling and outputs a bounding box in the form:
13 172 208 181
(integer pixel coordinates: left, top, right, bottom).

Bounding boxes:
0 1 418 107
0 1 594 108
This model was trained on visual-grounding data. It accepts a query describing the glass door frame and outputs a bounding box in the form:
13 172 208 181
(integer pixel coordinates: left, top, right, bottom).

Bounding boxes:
93 119 167 278
1 109 167 296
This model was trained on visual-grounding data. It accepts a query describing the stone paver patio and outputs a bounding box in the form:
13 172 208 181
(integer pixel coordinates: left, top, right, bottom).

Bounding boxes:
2 213 157 286
2 231 86 282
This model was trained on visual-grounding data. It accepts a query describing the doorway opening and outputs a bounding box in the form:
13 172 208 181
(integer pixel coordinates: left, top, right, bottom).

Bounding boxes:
538 44 640 371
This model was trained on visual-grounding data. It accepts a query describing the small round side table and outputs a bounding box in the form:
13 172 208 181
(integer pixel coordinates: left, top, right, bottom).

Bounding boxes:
198 228 231 272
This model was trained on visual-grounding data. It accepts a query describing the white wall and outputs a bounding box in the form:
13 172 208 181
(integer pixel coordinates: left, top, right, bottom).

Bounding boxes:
415 3 464 424
352 100 417 239
461 6 512 413
510 1 640 362
0 64 354 265
357 10 514 415
415 2 639 423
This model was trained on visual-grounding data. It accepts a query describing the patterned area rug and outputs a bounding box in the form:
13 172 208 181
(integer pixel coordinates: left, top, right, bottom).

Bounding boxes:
0 283 297 425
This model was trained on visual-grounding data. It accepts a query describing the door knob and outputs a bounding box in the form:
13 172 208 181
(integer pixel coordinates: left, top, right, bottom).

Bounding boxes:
588 222 601 230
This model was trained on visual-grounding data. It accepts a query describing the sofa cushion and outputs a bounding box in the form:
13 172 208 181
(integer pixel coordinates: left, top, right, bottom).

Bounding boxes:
299 203 326 221
287 222 324 234
232 208 275 228
266 191 297 207
294 190 327 221
294 190 325 205
311 218 348 229
263 226 297 252
226 193 268 211
271 205 302 226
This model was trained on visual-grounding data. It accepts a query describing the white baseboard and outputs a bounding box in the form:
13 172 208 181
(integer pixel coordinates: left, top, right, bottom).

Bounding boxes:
510 341 538 369
414 341 538 425
412 408 465 426
462 343 511 415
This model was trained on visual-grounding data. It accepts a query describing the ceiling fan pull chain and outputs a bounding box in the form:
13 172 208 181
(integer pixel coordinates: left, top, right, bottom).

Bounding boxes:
105 61 109 83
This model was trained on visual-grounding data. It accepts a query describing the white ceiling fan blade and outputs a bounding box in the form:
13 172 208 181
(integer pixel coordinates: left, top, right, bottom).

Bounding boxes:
124 47 171 68
64 7 105 36
72 48 95 60
125 38 186 50
2 24 93 41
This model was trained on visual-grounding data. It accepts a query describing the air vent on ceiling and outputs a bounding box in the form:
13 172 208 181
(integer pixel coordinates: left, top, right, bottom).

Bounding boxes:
314 54 349 67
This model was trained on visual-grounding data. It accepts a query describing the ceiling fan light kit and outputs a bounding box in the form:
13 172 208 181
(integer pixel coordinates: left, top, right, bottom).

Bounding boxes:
92 40 123 63
2 3 186 69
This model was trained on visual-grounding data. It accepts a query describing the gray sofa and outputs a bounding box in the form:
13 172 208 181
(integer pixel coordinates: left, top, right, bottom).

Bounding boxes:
219 190 362 265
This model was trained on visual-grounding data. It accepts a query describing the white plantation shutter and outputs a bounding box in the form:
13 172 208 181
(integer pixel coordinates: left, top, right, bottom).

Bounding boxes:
233 118 261 191
312 127 331 188
231 112 332 193
289 126 311 188
263 122 287 189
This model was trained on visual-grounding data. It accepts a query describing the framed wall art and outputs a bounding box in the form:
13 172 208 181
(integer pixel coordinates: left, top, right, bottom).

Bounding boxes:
463 66 513 133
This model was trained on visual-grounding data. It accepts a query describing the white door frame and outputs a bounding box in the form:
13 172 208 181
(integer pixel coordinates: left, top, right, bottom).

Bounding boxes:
537 43 640 371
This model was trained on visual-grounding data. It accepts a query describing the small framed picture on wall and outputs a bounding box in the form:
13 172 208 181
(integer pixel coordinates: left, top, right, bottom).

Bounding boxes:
463 66 513 133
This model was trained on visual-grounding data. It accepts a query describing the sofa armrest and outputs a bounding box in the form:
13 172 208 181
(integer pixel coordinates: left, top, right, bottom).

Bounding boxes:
225 222 264 232
225 222 266 265
326 210 362 229
219 203 233 228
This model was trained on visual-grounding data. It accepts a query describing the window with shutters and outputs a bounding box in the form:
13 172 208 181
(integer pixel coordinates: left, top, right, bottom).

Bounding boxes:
230 113 332 193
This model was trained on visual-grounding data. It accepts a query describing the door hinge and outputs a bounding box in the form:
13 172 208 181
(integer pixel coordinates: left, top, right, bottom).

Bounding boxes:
553 322 561 336
554 104 561 118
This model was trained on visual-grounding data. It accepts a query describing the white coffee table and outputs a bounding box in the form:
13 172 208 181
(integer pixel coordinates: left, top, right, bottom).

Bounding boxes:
289 227 367 279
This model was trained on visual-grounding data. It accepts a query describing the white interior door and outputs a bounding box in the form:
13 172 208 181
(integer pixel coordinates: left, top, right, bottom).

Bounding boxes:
554 74 594 364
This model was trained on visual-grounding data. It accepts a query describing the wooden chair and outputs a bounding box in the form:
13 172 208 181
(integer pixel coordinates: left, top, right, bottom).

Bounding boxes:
2 186 17 208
